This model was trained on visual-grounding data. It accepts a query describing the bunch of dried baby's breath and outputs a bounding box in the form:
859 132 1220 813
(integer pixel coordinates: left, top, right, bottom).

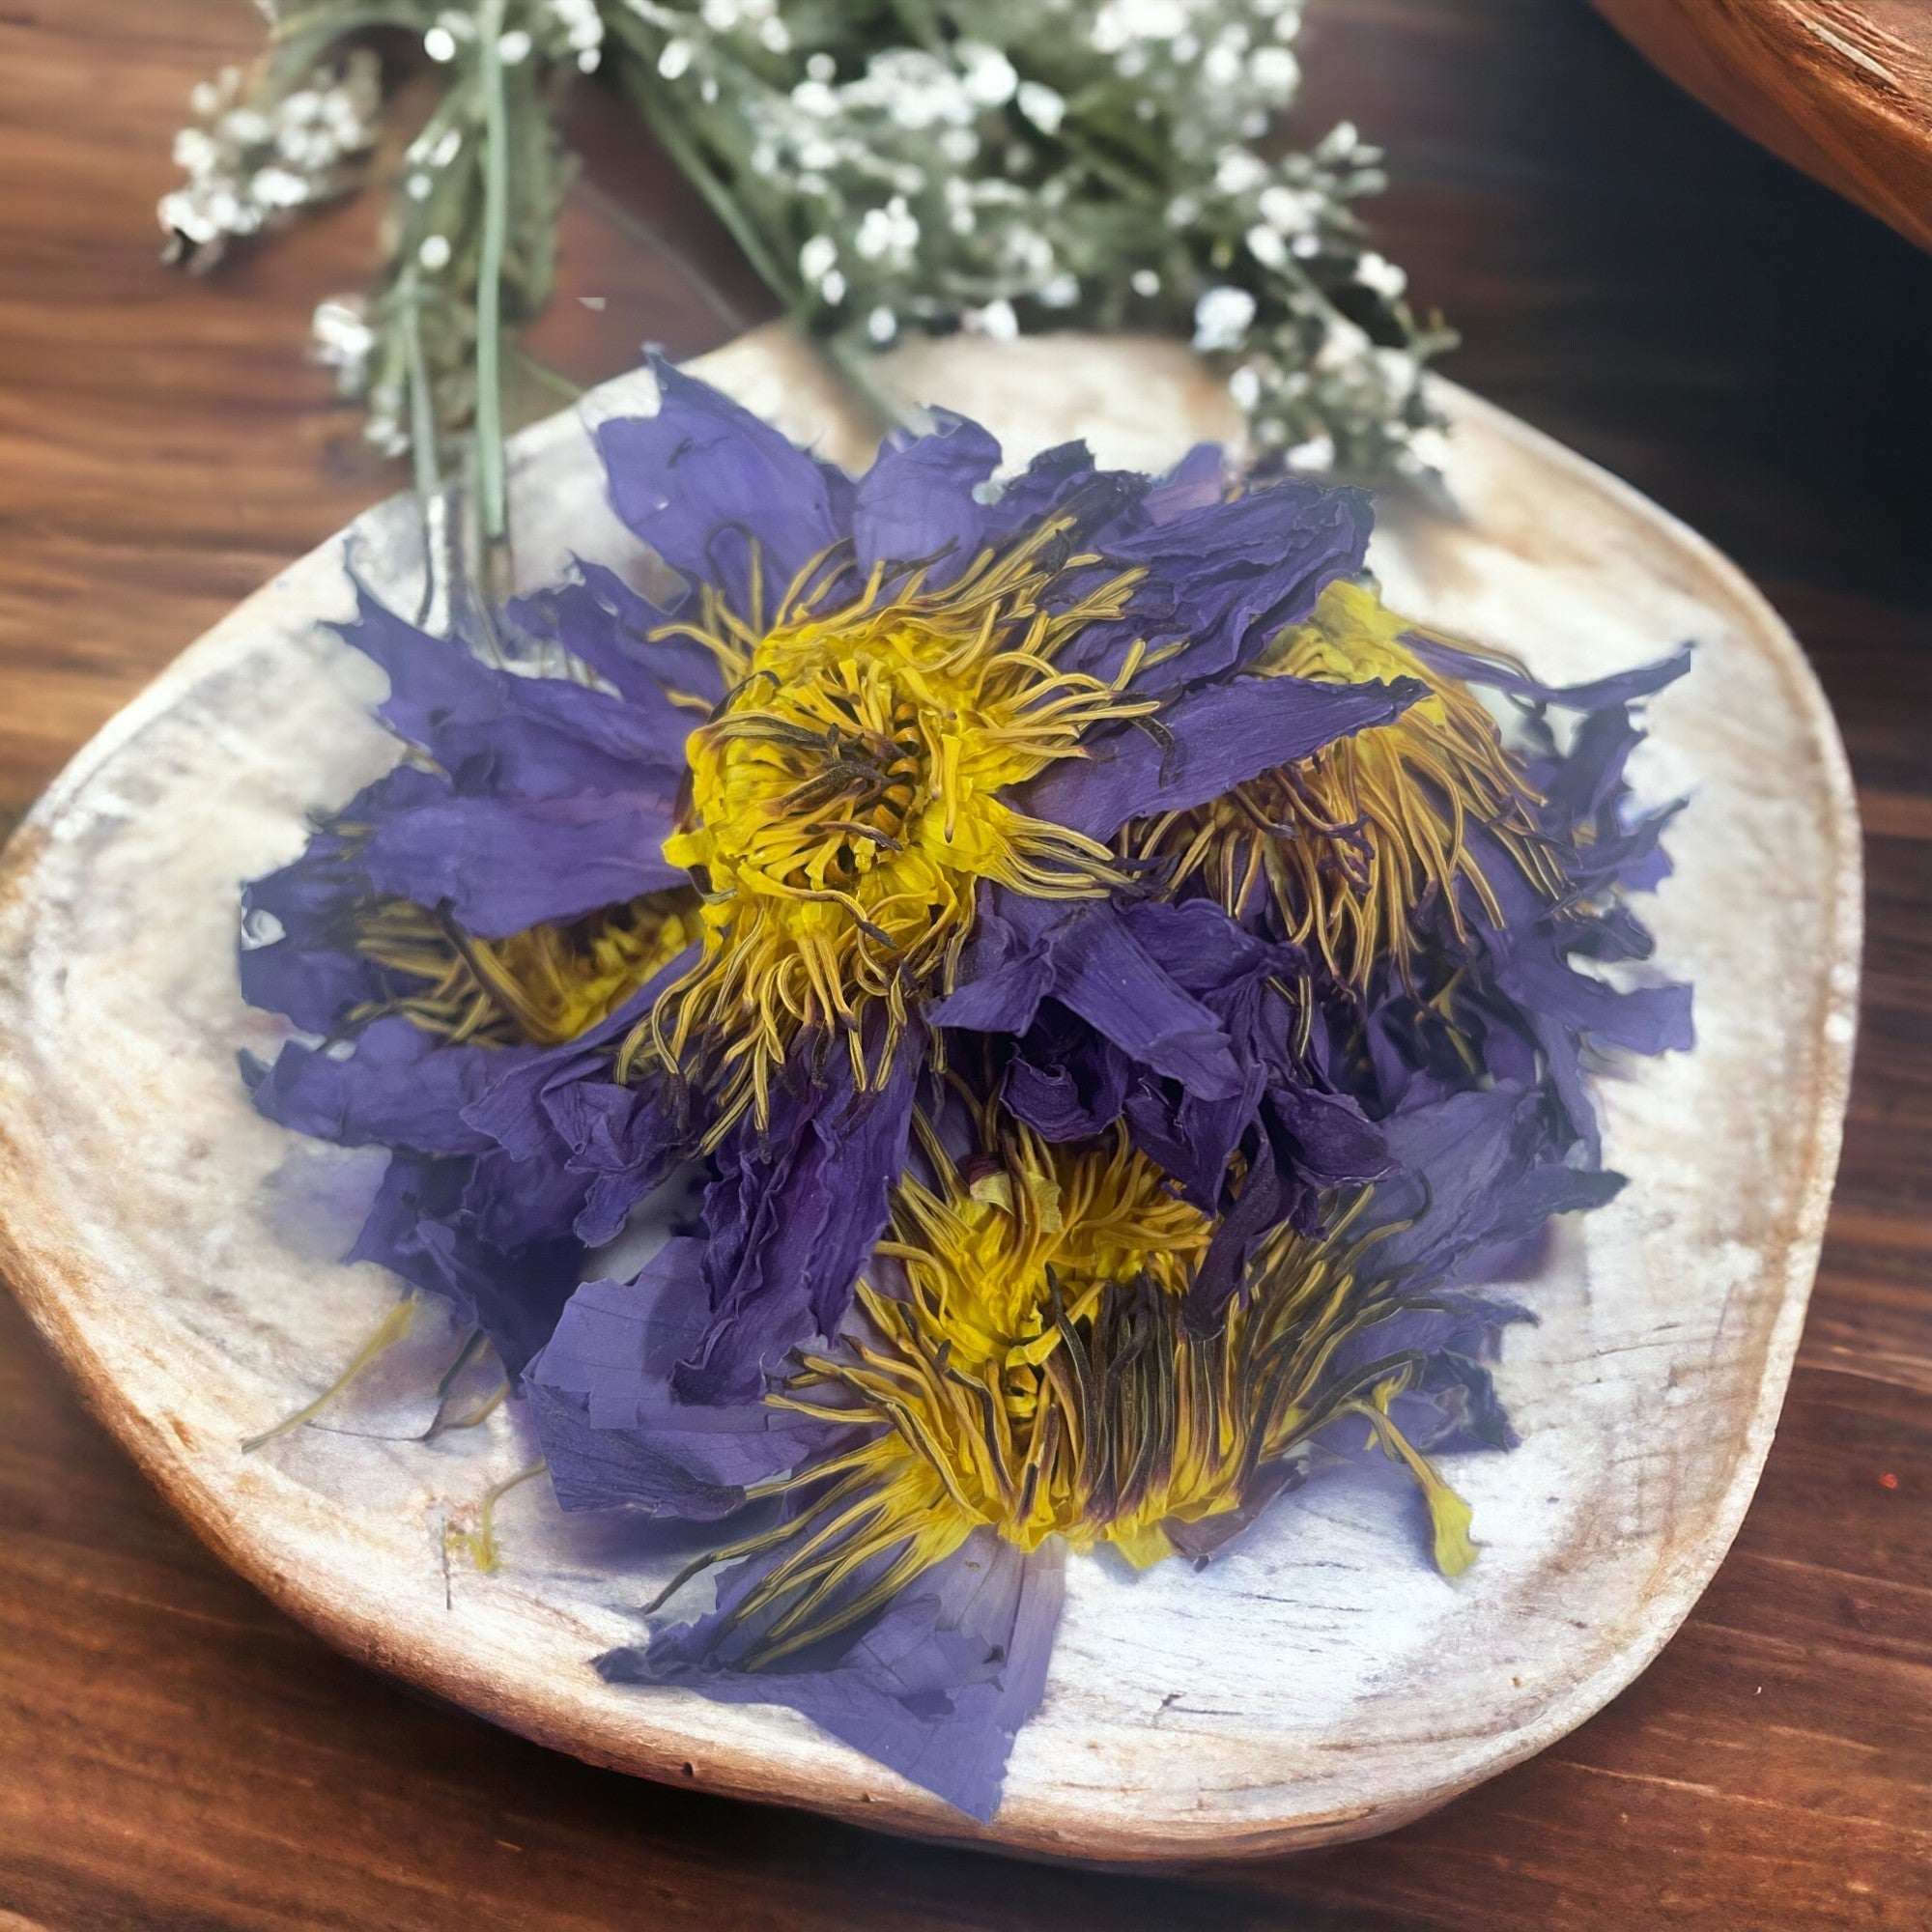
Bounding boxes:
164 0 1448 550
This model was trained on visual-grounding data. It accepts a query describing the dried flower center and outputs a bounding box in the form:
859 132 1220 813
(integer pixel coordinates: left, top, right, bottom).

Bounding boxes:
1122 580 1560 991
687 1121 1472 1668
348 887 699 1047
627 520 1159 1140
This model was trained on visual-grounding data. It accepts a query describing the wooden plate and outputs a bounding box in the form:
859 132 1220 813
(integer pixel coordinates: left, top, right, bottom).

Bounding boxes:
0 328 1860 1861
1595 0 1932 253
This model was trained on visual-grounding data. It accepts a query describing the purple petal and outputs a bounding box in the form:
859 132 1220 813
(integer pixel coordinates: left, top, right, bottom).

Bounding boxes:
600 1529 1065 1821
339 588 688 800
461 1140 594 1255
1408 638 1692 716
1026 670 1417 844
348 1150 581 1378
1004 1002 1131 1142
853 412 1004 585
509 559 725 714
1372 1083 1625 1287
360 790 683 939
597 357 855 627
1059 478 1374 693
245 1017 518 1156
924 891 1061 1035
239 763 450 1034
676 1035 924 1405
455 953 698 1242
526 1240 828 1515
1043 903 1243 1100
1141 442 1229 521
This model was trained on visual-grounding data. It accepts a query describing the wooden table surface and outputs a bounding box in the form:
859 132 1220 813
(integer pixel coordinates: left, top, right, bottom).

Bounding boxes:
2 4 1928 1927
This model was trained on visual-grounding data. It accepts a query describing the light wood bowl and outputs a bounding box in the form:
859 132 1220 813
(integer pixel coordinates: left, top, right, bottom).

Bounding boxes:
1597 0 1932 252
0 328 1860 1861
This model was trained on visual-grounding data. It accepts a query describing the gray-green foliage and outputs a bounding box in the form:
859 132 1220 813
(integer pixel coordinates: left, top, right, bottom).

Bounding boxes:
164 0 1448 495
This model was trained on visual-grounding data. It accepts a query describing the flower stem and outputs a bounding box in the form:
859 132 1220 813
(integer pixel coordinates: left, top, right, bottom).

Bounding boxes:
399 270 453 635
475 0 510 547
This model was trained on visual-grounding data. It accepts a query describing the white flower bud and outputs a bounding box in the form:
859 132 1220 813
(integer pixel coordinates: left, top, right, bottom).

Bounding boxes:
1192 285 1256 353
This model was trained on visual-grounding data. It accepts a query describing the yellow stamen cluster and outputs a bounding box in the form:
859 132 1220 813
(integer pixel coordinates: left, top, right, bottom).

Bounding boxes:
621 521 1160 1141
350 888 699 1047
1122 580 1561 991
693 1116 1471 1668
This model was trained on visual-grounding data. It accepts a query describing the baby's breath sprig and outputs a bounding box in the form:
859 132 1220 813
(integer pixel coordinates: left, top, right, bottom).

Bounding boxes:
162 0 1448 579
602 0 1450 478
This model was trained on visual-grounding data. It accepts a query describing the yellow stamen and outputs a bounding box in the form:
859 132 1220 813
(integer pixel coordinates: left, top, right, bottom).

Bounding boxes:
692 1122 1472 1666
1122 580 1562 992
623 517 1159 1133
347 886 700 1048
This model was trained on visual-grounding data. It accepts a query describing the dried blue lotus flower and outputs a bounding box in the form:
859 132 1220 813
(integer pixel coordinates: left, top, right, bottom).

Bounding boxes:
1102 577 1694 1147
235 365 1693 1817
243 363 1406 1396
529 1074 1585 1819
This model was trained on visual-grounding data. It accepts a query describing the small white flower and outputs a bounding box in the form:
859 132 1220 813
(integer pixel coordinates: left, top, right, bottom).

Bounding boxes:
1016 81 1065 136
1258 185 1320 234
819 269 847 305
1039 271 1079 309
1353 251 1408 300
222 107 270 146
1228 363 1263 411
1405 425 1451 472
422 24 457 62
1192 284 1256 353
806 52 835 82
311 297 374 373
798 235 838 282
1375 347 1418 391
1130 268 1161 298
1316 120 1359 162
158 189 214 245
251 165 309 209
497 28 531 65
1315 317 1371 369
958 43 1018 108
867 305 897 344
172 128 216 172
657 39 693 81
854 195 919 261
1091 0 1192 55
1285 433 1335 471
1248 45 1299 95
967 298 1019 342
1203 43 1242 89
1245 223 1287 270
1214 149 1268 197
417 233 452 271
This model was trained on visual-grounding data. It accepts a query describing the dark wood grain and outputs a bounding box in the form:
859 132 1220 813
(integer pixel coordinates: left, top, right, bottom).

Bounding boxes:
2 3 1929 1927
1595 0 1932 255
